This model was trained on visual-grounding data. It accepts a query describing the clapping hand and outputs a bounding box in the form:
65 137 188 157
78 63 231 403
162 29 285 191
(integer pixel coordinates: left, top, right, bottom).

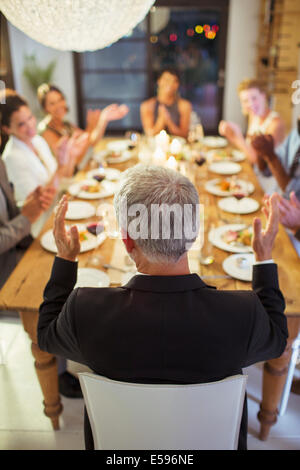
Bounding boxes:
278 192 300 233
101 103 129 123
21 185 56 223
251 134 275 162
37 185 57 211
218 120 243 146
264 191 300 234
53 195 81 262
252 193 280 261
68 130 89 164
55 135 69 167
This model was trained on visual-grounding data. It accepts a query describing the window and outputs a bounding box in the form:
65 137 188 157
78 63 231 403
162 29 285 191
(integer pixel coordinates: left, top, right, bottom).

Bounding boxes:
74 0 229 135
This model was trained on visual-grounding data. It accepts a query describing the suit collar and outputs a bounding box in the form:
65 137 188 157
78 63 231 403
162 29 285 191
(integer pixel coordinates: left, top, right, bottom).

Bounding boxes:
121 273 216 293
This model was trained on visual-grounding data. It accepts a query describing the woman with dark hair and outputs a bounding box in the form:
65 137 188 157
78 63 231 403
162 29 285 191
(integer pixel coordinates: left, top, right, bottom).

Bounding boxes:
37 83 129 161
140 69 192 138
0 90 88 398
0 89 86 236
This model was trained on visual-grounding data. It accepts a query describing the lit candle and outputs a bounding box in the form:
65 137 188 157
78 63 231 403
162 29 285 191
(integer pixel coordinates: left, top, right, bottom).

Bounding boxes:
153 147 166 166
166 156 178 171
155 130 169 151
170 138 182 155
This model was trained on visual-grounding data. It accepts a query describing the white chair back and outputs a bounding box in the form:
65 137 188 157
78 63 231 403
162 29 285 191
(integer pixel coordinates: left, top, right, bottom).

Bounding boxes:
78 373 247 450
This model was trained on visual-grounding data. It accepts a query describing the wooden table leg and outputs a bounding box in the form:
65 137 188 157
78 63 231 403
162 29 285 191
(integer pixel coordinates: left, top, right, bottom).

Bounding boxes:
257 317 300 441
19 311 63 430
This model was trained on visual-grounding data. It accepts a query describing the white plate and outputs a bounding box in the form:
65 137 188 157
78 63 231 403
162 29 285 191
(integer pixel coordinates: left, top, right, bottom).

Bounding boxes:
86 168 122 181
205 178 255 197
40 224 106 254
75 268 110 288
218 197 259 214
231 150 246 162
94 149 133 165
208 162 241 175
65 201 96 220
222 253 255 281
105 150 133 164
208 224 253 254
68 179 118 199
206 150 245 163
202 136 228 148
106 139 133 152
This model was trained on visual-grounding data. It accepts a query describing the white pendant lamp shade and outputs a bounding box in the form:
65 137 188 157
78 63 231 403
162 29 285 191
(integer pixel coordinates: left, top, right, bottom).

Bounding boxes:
0 0 155 51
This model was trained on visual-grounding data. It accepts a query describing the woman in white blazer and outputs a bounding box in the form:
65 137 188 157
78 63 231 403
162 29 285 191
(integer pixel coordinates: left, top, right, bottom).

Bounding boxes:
1 90 87 236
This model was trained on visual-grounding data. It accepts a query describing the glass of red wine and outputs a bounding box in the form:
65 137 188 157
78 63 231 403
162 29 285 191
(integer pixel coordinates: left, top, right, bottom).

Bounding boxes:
231 177 249 223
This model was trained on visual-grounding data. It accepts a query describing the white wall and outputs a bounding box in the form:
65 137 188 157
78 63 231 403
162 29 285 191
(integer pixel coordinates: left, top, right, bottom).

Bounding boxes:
7 22 78 124
223 0 260 131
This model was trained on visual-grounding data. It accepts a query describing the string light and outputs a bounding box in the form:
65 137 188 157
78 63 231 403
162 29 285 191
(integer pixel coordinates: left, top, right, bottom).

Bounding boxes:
169 33 178 42
195 25 203 34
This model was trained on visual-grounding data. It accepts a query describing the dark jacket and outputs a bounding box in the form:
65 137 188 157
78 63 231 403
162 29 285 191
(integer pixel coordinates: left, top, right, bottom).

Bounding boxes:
0 159 32 288
38 257 288 450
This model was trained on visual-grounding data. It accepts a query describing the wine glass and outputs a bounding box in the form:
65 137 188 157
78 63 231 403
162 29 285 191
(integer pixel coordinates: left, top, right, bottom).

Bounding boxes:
231 176 249 223
194 152 207 190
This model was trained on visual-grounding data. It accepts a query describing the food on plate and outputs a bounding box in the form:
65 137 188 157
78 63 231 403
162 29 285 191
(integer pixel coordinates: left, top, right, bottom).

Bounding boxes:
210 150 231 160
218 179 231 191
222 228 252 247
79 230 89 242
216 178 242 192
81 183 101 193
105 151 122 160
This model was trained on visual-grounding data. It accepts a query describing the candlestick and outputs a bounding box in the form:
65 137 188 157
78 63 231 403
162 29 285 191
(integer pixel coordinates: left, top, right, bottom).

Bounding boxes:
153 147 166 166
166 155 178 171
170 138 182 155
155 130 170 151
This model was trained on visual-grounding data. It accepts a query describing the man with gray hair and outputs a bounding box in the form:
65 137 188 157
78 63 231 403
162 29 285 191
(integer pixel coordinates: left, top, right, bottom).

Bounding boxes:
38 164 287 451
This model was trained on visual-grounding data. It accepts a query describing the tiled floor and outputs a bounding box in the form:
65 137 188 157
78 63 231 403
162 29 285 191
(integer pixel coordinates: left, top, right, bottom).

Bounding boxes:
0 312 299 451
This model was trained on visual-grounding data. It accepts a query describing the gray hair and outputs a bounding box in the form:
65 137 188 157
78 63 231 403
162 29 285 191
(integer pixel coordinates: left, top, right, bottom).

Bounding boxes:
114 164 200 264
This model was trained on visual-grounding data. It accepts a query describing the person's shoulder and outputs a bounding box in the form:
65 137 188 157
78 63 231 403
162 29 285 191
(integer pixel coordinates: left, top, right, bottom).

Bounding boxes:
268 114 285 130
74 286 126 313
141 97 156 110
178 98 192 111
2 137 23 163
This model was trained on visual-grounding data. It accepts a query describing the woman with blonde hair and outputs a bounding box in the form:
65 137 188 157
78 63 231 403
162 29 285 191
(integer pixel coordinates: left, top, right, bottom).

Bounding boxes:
219 78 286 193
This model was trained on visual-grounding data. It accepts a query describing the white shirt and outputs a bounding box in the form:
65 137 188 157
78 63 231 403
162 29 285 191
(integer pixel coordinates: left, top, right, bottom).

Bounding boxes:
2 135 58 238
2 135 57 204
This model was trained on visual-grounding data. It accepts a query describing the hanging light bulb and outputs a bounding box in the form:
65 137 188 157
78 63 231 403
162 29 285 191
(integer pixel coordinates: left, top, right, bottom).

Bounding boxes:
0 0 155 51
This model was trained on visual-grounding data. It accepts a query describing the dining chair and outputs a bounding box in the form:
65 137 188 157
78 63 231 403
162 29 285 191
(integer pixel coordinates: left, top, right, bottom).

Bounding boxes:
278 331 300 416
78 372 247 450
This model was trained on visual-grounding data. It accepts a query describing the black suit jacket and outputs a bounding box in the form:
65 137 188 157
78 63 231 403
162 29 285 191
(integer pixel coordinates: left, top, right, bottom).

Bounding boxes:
38 257 288 450
0 158 32 288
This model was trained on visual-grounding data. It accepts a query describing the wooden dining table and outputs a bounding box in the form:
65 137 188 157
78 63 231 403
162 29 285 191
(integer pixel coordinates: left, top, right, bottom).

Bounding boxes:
0 137 299 442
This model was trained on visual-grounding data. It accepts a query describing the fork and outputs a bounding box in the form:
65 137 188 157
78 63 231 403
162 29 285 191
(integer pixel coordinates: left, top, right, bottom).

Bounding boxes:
102 263 128 273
